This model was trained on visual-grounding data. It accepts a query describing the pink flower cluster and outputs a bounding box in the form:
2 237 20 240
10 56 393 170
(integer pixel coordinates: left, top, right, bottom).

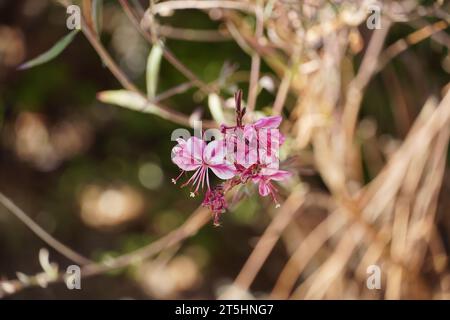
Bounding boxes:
171 91 291 226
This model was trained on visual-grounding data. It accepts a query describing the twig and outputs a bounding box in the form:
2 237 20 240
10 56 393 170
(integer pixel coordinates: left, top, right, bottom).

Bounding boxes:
246 1 264 113
80 16 139 93
270 211 346 299
158 25 231 42
119 0 153 43
342 20 392 164
0 206 210 297
152 0 254 14
221 187 306 297
132 1 215 94
272 46 300 115
291 222 362 299
410 19 450 50
0 193 92 266
153 81 195 103
59 0 212 128
378 20 449 71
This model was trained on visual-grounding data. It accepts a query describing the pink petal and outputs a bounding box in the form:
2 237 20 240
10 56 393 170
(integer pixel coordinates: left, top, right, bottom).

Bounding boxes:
254 116 282 129
171 138 201 171
243 125 257 140
172 155 200 171
210 163 235 180
268 169 292 181
234 137 258 168
258 180 271 196
257 129 281 162
186 136 205 162
204 140 226 164
172 138 186 155
235 150 257 168
279 132 286 146
258 152 280 168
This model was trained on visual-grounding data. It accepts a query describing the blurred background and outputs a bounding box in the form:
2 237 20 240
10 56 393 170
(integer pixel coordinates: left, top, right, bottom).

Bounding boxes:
0 0 449 299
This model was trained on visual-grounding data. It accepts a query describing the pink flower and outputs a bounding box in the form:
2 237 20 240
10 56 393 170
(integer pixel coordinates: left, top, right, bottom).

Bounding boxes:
232 115 285 168
251 115 282 130
252 166 292 206
171 137 235 193
170 91 292 225
244 115 285 150
222 126 258 169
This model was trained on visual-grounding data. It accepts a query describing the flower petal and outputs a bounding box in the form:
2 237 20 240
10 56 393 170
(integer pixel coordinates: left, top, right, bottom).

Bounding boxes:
172 156 200 171
254 116 282 129
279 132 286 146
210 163 235 180
267 169 292 181
186 136 205 162
258 180 271 196
204 140 225 164
171 138 201 171
259 152 280 168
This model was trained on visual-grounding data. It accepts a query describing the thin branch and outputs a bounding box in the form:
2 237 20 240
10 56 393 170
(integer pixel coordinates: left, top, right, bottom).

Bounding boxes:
158 25 231 42
58 0 212 128
410 19 450 50
272 45 300 115
220 187 306 297
0 193 92 266
378 20 449 71
0 206 210 297
342 20 392 159
81 16 139 93
119 0 153 43
246 1 264 113
270 211 346 299
152 0 254 14
129 0 215 94
153 81 195 103
272 68 292 115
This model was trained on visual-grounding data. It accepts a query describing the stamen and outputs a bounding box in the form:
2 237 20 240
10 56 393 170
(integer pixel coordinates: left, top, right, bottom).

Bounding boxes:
192 167 205 192
181 167 201 188
171 170 184 185
200 167 206 190
267 181 281 208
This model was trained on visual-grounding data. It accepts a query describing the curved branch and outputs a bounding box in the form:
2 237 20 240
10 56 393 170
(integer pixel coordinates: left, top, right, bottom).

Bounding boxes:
0 206 210 298
0 193 92 266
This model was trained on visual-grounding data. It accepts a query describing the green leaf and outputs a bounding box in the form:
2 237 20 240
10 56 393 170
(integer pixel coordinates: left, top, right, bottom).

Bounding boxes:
97 90 158 114
146 43 164 99
18 30 80 70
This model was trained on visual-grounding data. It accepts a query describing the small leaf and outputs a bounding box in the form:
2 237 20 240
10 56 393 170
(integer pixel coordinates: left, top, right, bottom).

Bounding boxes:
18 30 79 70
38 248 54 275
146 43 164 99
16 272 31 285
38 248 50 270
97 90 158 114
208 93 226 124
38 248 59 280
